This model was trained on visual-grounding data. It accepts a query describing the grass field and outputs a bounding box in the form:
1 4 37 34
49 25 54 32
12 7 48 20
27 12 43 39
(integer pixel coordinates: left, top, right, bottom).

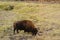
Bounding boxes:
0 1 60 40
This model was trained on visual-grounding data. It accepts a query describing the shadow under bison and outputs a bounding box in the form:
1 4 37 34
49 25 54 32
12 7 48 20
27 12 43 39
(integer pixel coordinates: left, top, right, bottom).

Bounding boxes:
13 20 38 35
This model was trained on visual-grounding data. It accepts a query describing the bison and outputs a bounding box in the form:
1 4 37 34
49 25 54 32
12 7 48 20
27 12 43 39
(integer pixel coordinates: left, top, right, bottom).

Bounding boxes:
13 20 38 35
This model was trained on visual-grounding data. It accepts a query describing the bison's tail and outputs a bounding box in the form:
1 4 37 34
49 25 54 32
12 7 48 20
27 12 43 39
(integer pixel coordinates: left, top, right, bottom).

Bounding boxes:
13 22 17 34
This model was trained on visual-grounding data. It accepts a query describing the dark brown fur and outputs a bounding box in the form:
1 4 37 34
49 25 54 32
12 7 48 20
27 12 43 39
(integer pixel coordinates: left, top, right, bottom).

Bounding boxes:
13 20 38 35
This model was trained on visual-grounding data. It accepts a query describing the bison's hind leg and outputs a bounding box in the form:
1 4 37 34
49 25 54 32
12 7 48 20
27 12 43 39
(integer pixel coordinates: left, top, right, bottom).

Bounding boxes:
14 28 16 34
16 29 19 33
14 28 19 34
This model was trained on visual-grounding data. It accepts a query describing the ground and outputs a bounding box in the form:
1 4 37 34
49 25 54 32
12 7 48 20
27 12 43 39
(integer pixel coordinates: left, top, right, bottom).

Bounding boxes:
0 1 60 40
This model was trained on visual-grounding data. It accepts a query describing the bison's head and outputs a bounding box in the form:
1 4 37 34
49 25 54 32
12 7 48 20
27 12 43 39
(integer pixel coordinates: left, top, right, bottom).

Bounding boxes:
32 28 38 35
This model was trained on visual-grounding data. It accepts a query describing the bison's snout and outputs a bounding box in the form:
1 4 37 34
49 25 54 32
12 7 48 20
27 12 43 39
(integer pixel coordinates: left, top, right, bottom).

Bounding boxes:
32 28 38 35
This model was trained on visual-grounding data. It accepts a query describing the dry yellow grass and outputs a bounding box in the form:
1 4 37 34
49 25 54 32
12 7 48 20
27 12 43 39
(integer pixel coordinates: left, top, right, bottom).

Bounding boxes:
0 1 60 40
